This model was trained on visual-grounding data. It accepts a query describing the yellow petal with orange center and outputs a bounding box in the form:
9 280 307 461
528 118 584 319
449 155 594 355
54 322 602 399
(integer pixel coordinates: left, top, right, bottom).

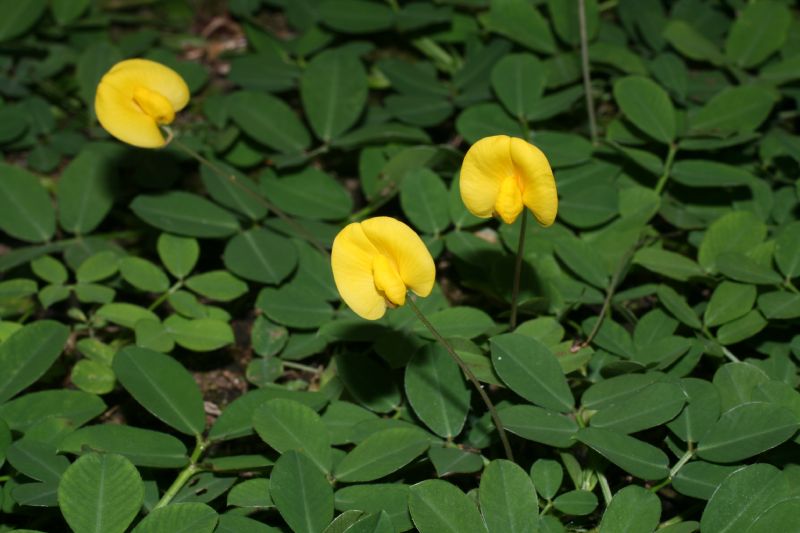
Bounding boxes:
494 174 524 224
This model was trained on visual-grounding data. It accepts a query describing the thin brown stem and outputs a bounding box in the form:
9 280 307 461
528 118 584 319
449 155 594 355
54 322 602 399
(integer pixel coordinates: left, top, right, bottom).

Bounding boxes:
509 209 528 330
168 136 330 257
407 299 514 461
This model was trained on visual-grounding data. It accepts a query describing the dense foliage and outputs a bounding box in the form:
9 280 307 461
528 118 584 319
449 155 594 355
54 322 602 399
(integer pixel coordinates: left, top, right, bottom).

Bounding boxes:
1 0 800 532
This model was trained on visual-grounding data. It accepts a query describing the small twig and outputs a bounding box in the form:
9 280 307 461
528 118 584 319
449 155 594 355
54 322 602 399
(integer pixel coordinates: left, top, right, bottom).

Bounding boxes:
407 299 514 461
578 0 598 144
509 210 528 330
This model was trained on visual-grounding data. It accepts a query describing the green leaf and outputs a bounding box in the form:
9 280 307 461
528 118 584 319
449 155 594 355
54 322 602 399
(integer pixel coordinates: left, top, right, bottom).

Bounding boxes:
229 91 311 154
301 49 367 141
758 291 800 319
119 257 170 293
0 0 46 42
633 248 704 281
713 362 770 411
223 228 298 284
480 459 539 533
499 405 578 447
256 285 333 328
30 255 68 285
667 378 721 444
486 0 555 54
0 389 104 433
671 160 754 188
590 382 686 434
747 498 800 533
700 464 788 533
185 271 247 302
0 320 69 404
704 281 757 327
428 446 483 477
261 167 352 221
318 0 394 33
334 353 400 413
672 461 739 500
384 94 453 127
409 479 487 533
58 453 144 533
76 251 119 283
491 333 574 412
558 185 618 229
96 303 158 329
0 163 55 243
71 359 116 395
59 425 188 468
553 490 598 516
130 192 240 238
725 1 791 68
131 503 217 533
270 450 334 533
698 211 767 271
548 0 597 45
50 0 90 25
716 310 767 345
157 233 199 279
662 20 724 65
775 220 800 279
456 103 525 145
533 131 593 168
399 169 450 234
405 344 470 439
690 86 775 136
199 162 267 221
412 306 494 340
163 315 233 352
696 402 799 463
576 427 669 480
335 484 412 532
57 148 117 235
76 42 122 109
599 486 661 533
716 252 783 285
334 428 430 482
253 399 332 473
491 53 547 119
112 347 205 435
216 513 281 533
613 76 676 144
6 440 68 483
227 478 273 509
530 459 562 500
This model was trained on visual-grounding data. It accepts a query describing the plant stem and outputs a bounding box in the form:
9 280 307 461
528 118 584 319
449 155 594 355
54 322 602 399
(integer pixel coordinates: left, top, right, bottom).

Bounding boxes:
578 0 598 144
154 435 206 509
597 471 613 505
148 281 182 311
655 143 678 195
168 135 330 257
669 448 694 479
509 210 528 330
282 360 321 374
582 239 643 347
407 298 514 461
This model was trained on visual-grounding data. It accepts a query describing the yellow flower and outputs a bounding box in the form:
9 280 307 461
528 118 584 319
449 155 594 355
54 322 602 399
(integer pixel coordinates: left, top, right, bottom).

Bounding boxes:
332 217 435 320
460 135 558 226
95 59 190 148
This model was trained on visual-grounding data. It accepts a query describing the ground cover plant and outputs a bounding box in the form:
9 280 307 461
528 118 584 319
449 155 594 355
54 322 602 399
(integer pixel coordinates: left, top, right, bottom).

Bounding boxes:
1 0 800 531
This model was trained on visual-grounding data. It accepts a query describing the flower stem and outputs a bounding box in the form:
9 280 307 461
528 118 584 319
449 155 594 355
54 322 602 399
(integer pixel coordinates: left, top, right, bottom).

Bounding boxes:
167 135 329 257
407 299 514 461
154 435 206 509
578 0 598 144
509 209 528 330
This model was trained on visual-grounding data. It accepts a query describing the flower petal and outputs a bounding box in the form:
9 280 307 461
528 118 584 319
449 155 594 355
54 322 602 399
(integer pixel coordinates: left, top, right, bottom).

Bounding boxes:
360 217 435 297
511 137 558 226
95 59 190 148
460 135 514 218
331 222 387 320
107 59 189 112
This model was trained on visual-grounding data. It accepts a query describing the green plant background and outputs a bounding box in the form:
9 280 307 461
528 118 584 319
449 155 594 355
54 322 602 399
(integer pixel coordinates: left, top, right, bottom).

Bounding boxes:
1 0 800 532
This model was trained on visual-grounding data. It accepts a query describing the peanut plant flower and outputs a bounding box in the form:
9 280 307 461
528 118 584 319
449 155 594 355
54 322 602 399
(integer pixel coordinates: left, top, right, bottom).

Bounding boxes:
332 217 435 320
95 59 189 148
460 135 558 226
